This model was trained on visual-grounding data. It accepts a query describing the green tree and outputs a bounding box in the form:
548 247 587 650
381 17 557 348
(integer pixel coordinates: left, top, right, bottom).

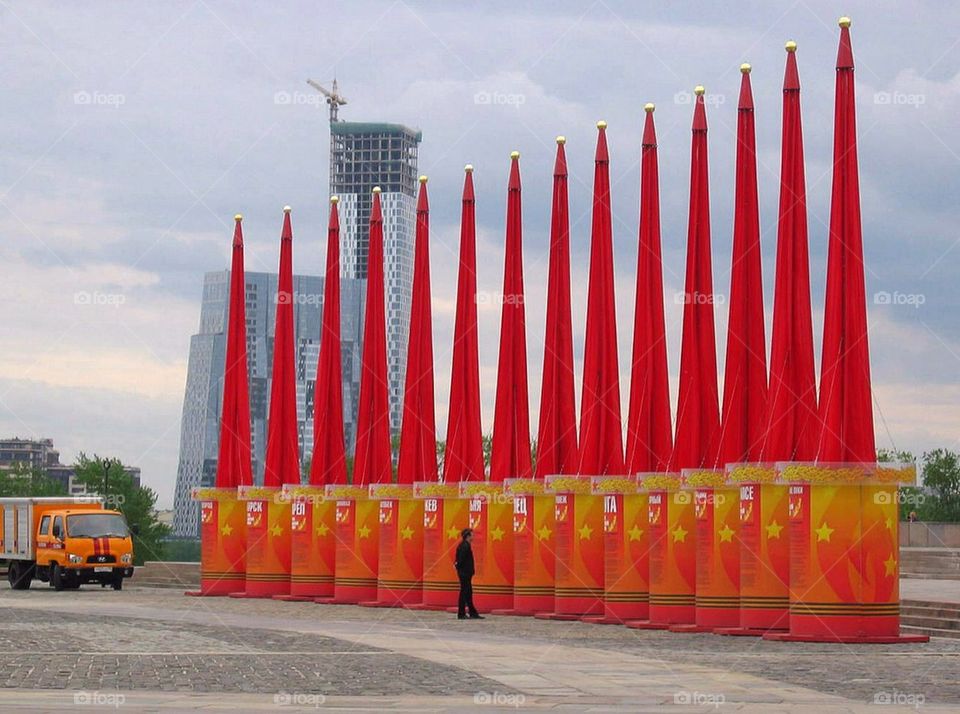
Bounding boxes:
482 433 493 472
0 465 67 497
918 449 960 522
73 453 170 565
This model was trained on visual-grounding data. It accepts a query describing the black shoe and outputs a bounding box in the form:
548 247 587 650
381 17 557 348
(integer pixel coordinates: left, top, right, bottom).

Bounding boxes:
458 614 467 620
469 614 485 619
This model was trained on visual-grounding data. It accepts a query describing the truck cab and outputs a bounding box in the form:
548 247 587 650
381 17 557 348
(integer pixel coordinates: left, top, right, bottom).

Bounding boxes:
2 497 135 591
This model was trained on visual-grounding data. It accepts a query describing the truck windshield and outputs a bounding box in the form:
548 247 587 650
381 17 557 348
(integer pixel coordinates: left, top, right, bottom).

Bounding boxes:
66 513 130 538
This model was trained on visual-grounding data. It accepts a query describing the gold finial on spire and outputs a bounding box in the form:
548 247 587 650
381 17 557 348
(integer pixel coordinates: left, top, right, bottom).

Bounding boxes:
740 63 752 74
694 85 705 96
330 196 339 204
372 186 382 194
283 205 292 213
785 40 797 52
510 150 520 159
596 120 607 129
838 16 851 28
419 175 428 183
556 135 566 144
464 164 473 172
644 103 655 113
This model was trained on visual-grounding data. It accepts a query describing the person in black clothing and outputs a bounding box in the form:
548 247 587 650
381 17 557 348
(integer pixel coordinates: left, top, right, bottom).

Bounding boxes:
455 528 483 619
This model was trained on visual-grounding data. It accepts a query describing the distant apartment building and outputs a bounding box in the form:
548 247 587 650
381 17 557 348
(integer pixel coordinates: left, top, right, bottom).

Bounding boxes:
0 437 141 496
170 271 365 538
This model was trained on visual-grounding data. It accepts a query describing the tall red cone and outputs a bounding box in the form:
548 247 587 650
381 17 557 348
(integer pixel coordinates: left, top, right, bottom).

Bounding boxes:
397 177 437 484
535 137 578 477
761 41 818 463
718 66 768 465
490 152 532 482
216 215 253 488
353 188 393 485
626 105 673 473
310 197 347 485
817 18 875 463
669 88 721 472
443 166 485 482
263 207 301 487
578 121 624 475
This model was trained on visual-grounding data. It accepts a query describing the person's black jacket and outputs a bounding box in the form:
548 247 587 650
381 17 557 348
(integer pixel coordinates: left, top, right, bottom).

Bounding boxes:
455 539 474 578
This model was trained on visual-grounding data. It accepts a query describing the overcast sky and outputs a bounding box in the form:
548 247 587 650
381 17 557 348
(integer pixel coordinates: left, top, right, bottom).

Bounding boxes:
2 1 957 508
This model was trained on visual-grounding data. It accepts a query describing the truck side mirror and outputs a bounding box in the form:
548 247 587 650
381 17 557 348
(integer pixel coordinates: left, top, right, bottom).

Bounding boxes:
52 523 62 539
131 524 140 536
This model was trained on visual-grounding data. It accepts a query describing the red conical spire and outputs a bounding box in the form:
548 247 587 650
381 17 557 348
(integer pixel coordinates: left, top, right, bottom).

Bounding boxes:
718 65 768 466
310 198 347 485
761 41 818 462
490 152 532 482
535 137 578 478
443 166 485 483
397 177 438 485
578 121 624 475
669 88 721 471
818 18 875 462
215 214 253 488
626 105 673 473
263 207 301 487
353 189 393 485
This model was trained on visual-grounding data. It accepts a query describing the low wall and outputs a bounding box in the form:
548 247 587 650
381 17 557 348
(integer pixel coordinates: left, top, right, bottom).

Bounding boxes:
900 522 960 548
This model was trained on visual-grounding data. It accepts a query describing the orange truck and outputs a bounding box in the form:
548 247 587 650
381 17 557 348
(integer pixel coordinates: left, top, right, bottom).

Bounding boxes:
1 497 135 591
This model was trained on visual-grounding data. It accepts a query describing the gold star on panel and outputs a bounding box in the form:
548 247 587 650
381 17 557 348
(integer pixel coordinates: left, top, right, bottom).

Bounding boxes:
490 526 505 542
718 525 735 543
447 526 461 541
358 525 371 539
766 520 784 540
884 554 897 577
537 526 552 541
400 526 414 540
220 523 233 536
672 525 688 543
270 524 283 537
315 523 330 537
579 524 593 540
628 525 644 541
815 522 834 543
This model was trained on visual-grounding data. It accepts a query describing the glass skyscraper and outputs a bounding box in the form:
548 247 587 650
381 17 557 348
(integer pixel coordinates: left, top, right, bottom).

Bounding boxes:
171 270 365 538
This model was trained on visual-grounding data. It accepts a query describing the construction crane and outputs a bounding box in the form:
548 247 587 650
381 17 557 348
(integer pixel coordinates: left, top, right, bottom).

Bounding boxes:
306 78 347 123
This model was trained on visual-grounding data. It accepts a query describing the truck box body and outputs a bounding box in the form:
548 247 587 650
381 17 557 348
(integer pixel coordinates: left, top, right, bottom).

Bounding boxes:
0 497 103 560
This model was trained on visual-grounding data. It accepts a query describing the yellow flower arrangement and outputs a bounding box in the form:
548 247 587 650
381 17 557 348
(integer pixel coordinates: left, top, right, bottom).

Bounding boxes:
416 483 461 498
325 485 368 500
641 473 685 492
684 469 726 487
368 484 412 499
503 479 547 495
191 487 240 502
590 476 638 494
546 476 593 494
727 465 778 484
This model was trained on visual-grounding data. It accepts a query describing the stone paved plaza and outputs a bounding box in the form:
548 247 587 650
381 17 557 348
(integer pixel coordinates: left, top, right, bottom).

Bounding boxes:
1 583 958 711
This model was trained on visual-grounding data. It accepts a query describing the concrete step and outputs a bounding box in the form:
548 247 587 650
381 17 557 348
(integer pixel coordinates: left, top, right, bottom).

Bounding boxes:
901 615 960 631
901 624 960 639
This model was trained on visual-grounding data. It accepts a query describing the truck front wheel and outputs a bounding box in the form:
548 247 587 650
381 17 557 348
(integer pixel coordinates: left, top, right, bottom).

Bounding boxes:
51 562 66 592
8 562 34 590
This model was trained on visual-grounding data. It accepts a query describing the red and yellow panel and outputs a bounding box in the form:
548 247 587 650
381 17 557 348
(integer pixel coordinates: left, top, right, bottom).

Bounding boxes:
189 487 247 596
412 482 467 611
463 482 514 611
324 485 379 604
230 486 291 598
278 486 334 601
500 479 554 615
368 484 424 606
